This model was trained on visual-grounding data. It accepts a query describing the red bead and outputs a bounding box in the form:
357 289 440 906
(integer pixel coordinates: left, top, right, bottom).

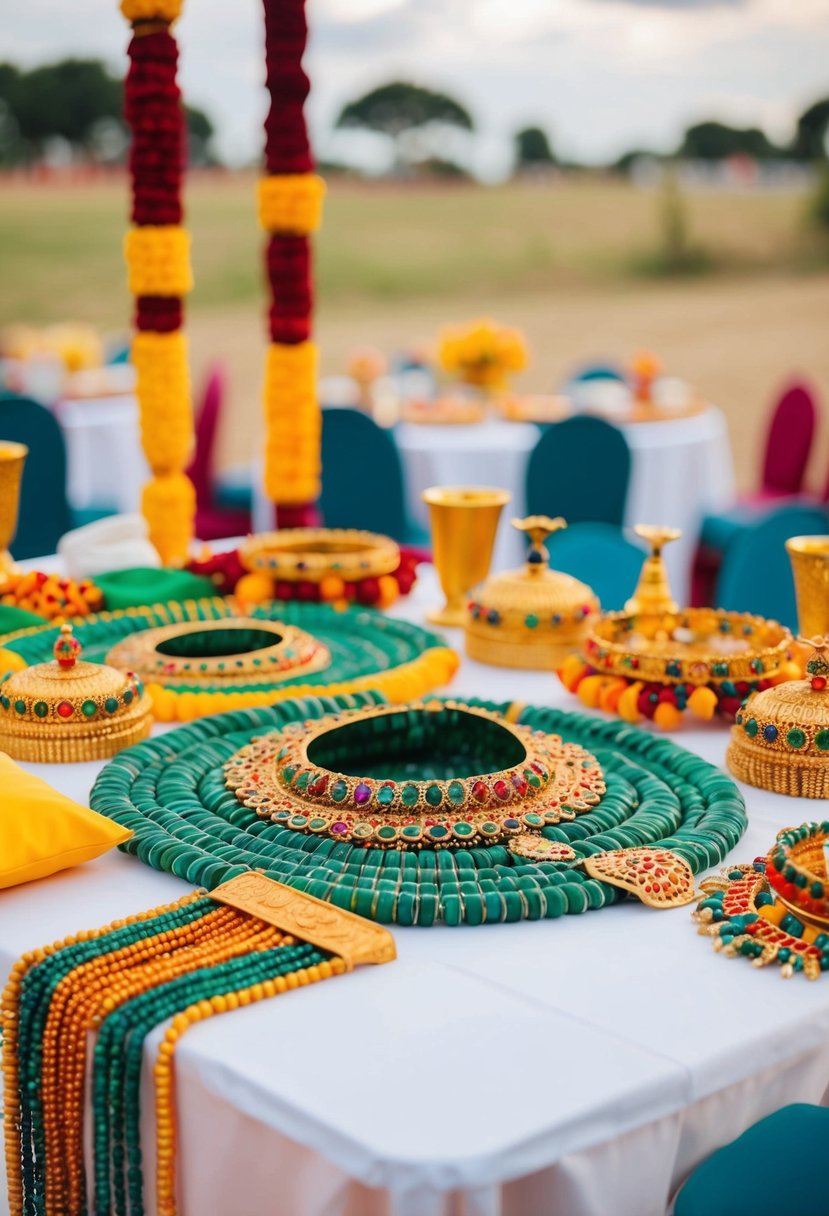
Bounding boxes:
57 701 74 718
471 780 488 803
493 780 510 801
511 773 528 796
812 676 827 691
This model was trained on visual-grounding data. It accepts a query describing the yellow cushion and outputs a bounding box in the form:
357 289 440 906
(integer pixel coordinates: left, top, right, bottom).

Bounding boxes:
0 752 131 889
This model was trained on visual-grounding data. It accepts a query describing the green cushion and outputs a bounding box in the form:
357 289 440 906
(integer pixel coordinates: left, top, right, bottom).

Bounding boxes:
94 567 217 611
675 1104 829 1216
0 603 46 635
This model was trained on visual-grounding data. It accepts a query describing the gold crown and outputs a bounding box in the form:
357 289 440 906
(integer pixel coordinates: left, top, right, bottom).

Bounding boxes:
0 624 152 762
727 638 829 798
465 517 599 670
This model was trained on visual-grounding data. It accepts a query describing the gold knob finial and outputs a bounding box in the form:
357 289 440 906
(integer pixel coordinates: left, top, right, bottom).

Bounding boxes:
512 515 566 573
800 635 829 691
625 524 682 616
53 623 81 670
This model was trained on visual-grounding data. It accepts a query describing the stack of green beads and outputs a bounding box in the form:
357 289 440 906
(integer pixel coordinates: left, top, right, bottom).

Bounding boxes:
91 691 748 926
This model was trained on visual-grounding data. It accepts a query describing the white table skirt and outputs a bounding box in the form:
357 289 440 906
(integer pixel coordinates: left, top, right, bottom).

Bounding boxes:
54 395 148 515
395 410 736 599
1 568 825 1216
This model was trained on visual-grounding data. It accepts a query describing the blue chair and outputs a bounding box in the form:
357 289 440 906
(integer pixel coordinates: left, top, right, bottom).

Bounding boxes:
321 409 429 547
674 1104 827 1216
526 416 631 526
714 503 829 629
565 361 627 385
547 523 645 611
0 393 72 559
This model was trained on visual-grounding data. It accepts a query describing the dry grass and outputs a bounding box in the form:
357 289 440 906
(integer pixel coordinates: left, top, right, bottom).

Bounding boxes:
2 172 829 490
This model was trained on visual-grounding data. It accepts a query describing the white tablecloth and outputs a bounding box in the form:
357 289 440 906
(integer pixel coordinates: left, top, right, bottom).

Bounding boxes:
54 395 147 515
396 410 736 600
1 567 826 1216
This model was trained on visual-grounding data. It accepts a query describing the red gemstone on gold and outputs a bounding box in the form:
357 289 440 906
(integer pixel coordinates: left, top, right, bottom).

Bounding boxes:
57 701 74 718
472 780 488 803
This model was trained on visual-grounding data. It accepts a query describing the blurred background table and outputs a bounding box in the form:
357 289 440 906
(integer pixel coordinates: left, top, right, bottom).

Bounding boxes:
394 407 735 597
53 393 147 517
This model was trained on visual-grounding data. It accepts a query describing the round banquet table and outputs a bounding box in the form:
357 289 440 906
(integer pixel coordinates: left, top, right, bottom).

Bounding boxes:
53 394 147 516
396 409 736 600
2 565 828 1216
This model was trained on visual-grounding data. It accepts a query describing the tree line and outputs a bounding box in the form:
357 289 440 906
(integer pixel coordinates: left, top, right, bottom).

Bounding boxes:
1 60 827 175
0 58 215 166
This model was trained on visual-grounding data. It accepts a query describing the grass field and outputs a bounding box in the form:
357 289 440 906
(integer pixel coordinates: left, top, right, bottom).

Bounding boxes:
2 172 829 489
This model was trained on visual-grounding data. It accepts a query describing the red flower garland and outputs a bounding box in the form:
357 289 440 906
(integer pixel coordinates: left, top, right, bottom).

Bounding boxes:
261 0 319 529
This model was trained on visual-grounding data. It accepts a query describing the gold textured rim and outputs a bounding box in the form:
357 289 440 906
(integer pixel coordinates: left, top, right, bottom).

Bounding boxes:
584 608 792 685
105 617 330 687
240 528 400 583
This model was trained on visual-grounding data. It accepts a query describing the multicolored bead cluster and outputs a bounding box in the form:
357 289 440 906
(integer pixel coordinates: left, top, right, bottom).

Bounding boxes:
694 850 829 980
224 701 605 848
1 891 344 1216
468 600 593 629
90 690 748 926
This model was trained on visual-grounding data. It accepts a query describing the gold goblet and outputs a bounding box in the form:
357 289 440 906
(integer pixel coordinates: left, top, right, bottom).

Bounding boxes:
422 485 510 627
0 442 27 578
786 535 829 637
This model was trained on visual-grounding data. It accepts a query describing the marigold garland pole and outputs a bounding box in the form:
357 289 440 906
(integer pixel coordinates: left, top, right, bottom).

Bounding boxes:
260 0 325 527
121 0 196 564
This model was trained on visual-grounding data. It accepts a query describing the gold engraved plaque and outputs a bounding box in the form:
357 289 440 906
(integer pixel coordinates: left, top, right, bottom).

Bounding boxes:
209 872 397 969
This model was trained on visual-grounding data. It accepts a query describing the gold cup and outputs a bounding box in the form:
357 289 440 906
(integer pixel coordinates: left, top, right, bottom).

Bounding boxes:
0 442 27 576
422 485 510 626
786 535 829 637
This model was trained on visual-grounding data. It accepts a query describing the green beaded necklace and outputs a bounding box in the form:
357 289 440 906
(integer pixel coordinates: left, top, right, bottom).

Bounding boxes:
90 691 748 926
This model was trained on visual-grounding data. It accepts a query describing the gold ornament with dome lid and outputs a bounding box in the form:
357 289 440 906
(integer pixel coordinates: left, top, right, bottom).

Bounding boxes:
465 516 599 669
0 623 152 762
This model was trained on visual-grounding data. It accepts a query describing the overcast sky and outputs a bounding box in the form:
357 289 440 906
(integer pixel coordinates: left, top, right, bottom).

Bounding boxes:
5 0 829 176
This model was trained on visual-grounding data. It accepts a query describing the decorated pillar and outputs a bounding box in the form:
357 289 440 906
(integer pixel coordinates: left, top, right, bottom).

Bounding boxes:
259 0 325 528
121 0 195 564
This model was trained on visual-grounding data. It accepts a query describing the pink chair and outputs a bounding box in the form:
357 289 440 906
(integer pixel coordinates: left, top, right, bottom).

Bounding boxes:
187 364 252 541
757 381 817 499
692 379 819 605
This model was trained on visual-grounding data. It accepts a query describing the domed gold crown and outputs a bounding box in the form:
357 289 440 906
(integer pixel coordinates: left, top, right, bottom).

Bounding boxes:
465 516 599 670
727 636 829 799
0 623 153 763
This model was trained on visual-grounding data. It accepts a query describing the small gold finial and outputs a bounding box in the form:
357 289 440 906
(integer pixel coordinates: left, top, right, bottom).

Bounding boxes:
625 525 682 616
512 515 566 574
53 623 81 670
800 635 829 691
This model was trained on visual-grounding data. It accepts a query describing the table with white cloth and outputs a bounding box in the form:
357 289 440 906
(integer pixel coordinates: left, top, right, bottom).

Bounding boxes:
53 394 147 516
2 566 828 1216
396 409 736 601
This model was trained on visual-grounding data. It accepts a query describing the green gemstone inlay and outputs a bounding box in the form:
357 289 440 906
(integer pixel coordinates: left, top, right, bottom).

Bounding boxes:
786 728 806 749
816 730 829 752
105 696 119 714
14 699 26 714
745 718 758 738
447 780 465 806
524 613 538 629
34 701 48 718
330 779 348 802
425 784 443 807
452 822 473 837
82 700 98 718
401 784 419 807
293 771 311 792
377 825 397 840
377 784 396 806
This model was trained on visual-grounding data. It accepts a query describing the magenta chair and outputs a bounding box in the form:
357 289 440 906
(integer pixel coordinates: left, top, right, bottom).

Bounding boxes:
691 379 819 605
187 365 252 541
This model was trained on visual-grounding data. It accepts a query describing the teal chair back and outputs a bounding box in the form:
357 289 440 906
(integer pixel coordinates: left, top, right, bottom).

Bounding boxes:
715 503 829 629
526 416 631 525
0 393 71 559
547 523 645 611
320 409 410 541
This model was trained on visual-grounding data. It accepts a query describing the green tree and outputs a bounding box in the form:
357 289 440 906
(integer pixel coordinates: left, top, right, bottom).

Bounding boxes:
336 81 473 170
793 98 829 161
514 126 555 170
679 120 780 160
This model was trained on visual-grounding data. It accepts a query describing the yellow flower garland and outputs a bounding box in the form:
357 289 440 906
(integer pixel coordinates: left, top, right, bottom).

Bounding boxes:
131 331 194 473
124 226 193 297
262 339 320 503
257 174 325 234
120 0 182 19
141 473 196 567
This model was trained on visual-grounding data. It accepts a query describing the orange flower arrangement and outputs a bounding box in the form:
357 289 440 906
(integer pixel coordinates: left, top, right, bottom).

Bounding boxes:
438 318 529 391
